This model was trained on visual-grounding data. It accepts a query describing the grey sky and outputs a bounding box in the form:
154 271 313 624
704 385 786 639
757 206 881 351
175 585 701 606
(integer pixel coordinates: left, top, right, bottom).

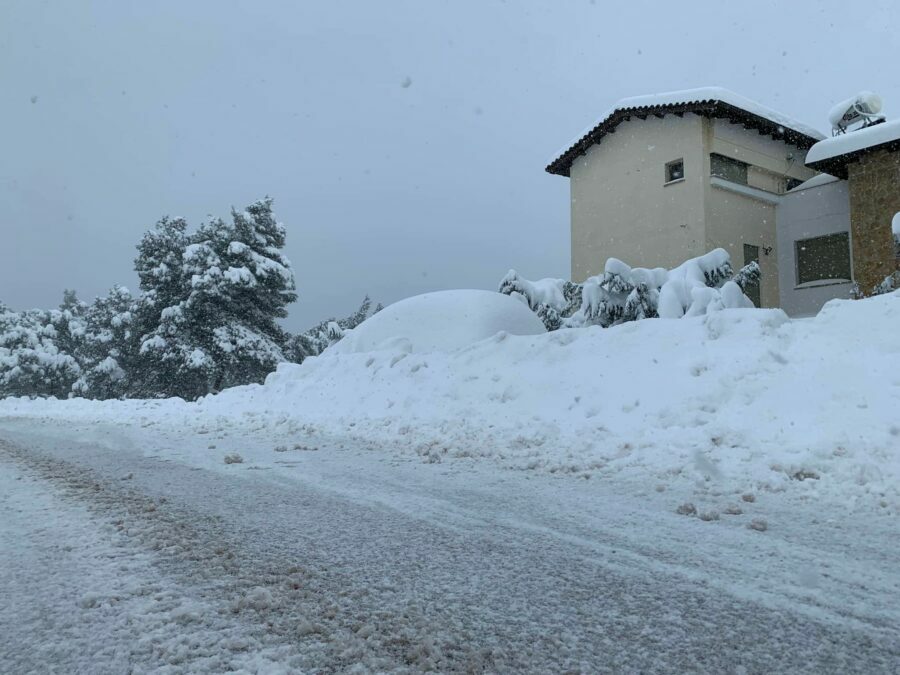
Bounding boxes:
2 0 898 331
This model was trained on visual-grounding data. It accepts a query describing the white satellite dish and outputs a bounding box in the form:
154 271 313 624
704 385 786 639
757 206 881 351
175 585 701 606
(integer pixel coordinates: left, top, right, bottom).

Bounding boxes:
829 91 885 135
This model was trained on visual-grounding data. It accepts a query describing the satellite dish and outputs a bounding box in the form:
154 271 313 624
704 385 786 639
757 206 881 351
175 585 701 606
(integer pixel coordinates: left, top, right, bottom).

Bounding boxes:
829 91 885 135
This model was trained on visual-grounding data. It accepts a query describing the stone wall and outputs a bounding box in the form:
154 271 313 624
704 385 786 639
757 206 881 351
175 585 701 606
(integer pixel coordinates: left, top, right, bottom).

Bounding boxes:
847 149 900 295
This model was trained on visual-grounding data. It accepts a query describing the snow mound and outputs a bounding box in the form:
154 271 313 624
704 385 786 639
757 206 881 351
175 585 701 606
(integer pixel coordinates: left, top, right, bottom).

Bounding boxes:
331 290 545 354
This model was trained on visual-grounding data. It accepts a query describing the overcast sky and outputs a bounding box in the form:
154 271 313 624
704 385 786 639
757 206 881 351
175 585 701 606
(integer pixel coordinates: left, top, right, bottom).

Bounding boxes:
2 0 898 330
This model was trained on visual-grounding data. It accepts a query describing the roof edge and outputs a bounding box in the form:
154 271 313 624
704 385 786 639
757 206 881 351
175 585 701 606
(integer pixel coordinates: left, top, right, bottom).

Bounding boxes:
546 99 823 178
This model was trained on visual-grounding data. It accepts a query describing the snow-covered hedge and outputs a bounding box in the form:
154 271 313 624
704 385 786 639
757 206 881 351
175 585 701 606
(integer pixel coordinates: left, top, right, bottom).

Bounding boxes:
500 249 759 331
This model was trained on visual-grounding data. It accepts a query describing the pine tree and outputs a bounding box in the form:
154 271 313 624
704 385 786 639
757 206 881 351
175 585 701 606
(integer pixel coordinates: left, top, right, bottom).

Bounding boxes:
191 199 297 390
72 286 138 399
134 215 212 399
0 307 80 398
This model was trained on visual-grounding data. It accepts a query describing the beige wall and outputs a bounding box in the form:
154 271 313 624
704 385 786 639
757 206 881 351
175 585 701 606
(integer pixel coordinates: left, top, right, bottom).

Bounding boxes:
568 113 817 308
709 118 814 184
703 119 816 307
703 183 779 306
569 114 706 281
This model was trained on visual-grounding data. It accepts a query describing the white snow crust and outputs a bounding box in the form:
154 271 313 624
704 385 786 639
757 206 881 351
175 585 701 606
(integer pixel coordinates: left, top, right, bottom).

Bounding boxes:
807 118 900 164
331 289 546 354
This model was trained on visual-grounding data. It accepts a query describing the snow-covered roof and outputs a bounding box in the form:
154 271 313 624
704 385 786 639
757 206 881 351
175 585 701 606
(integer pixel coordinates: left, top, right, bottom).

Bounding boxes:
805 118 900 179
547 87 825 177
786 172 841 193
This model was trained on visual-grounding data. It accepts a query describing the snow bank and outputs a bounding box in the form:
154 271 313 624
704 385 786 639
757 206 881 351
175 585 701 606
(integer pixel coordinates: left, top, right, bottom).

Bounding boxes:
331 289 545 354
3 291 899 506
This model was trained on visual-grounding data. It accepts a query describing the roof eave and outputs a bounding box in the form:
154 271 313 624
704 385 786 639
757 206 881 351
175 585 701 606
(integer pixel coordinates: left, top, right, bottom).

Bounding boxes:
546 100 822 178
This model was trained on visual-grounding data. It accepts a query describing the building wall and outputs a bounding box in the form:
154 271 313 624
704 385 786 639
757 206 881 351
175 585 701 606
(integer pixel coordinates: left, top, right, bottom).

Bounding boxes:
567 113 818 310
846 149 900 295
569 114 706 281
708 118 815 184
702 119 818 308
703 182 780 306
776 177 853 316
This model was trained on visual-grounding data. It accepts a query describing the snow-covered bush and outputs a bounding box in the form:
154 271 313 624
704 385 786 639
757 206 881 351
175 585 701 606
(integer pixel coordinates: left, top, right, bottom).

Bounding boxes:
498 271 581 331
500 249 756 330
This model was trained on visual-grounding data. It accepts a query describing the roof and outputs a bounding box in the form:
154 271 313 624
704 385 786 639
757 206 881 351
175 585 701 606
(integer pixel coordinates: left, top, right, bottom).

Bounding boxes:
786 172 842 193
546 87 826 177
805 119 900 179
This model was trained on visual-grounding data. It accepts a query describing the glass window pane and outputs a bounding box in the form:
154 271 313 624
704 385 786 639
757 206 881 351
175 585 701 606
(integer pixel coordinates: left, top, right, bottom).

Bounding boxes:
795 233 851 284
710 153 748 185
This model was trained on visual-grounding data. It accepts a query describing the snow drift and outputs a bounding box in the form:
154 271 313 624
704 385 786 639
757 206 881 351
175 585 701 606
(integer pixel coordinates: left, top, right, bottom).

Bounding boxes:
2 291 899 506
331 289 546 354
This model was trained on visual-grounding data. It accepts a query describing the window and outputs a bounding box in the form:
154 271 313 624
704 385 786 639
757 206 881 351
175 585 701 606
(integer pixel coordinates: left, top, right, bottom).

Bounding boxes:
710 153 748 185
665 159 684 183
795 233 852 285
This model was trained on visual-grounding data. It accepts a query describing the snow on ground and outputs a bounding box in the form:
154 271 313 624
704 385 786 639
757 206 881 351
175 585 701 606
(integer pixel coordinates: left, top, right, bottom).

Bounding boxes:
2 289 900 671
332 289 545 354
3 290 898 513
0 450 300 673
1 418 898 673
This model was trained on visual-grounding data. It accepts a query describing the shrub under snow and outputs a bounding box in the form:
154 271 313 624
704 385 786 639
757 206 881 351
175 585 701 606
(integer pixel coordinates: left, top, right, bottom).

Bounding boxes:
500 249 758 330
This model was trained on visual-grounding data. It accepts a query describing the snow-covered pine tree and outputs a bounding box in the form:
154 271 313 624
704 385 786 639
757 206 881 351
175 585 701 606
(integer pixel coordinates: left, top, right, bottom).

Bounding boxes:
0 306 80 398
199 198 297 390
72 286 138 399
133 215 212 399
50 289 87 361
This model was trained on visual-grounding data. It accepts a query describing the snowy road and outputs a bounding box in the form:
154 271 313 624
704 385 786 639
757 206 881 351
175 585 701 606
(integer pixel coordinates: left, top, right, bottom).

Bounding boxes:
1 417 898 674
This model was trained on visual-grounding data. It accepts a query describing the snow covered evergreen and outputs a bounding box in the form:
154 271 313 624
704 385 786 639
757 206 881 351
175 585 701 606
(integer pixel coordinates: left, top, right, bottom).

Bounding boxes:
0 304 81 398
71 286 138 400
0 196 306 401
136 198 298 397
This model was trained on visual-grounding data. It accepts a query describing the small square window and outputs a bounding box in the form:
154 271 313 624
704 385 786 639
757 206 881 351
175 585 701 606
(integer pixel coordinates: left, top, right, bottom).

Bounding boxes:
665 159 684 183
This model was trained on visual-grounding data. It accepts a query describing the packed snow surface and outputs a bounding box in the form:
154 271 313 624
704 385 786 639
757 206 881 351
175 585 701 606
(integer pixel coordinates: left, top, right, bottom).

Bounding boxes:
807 118 900 164
551 86 825 165
331 289 545 354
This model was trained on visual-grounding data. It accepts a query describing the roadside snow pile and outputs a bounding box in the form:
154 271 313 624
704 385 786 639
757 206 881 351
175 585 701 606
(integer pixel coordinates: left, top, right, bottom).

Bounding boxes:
331 290 545 354
2 290 899 504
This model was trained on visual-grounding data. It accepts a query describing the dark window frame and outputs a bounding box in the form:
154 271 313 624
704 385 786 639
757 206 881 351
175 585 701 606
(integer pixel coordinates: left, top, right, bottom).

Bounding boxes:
665 158 684 184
